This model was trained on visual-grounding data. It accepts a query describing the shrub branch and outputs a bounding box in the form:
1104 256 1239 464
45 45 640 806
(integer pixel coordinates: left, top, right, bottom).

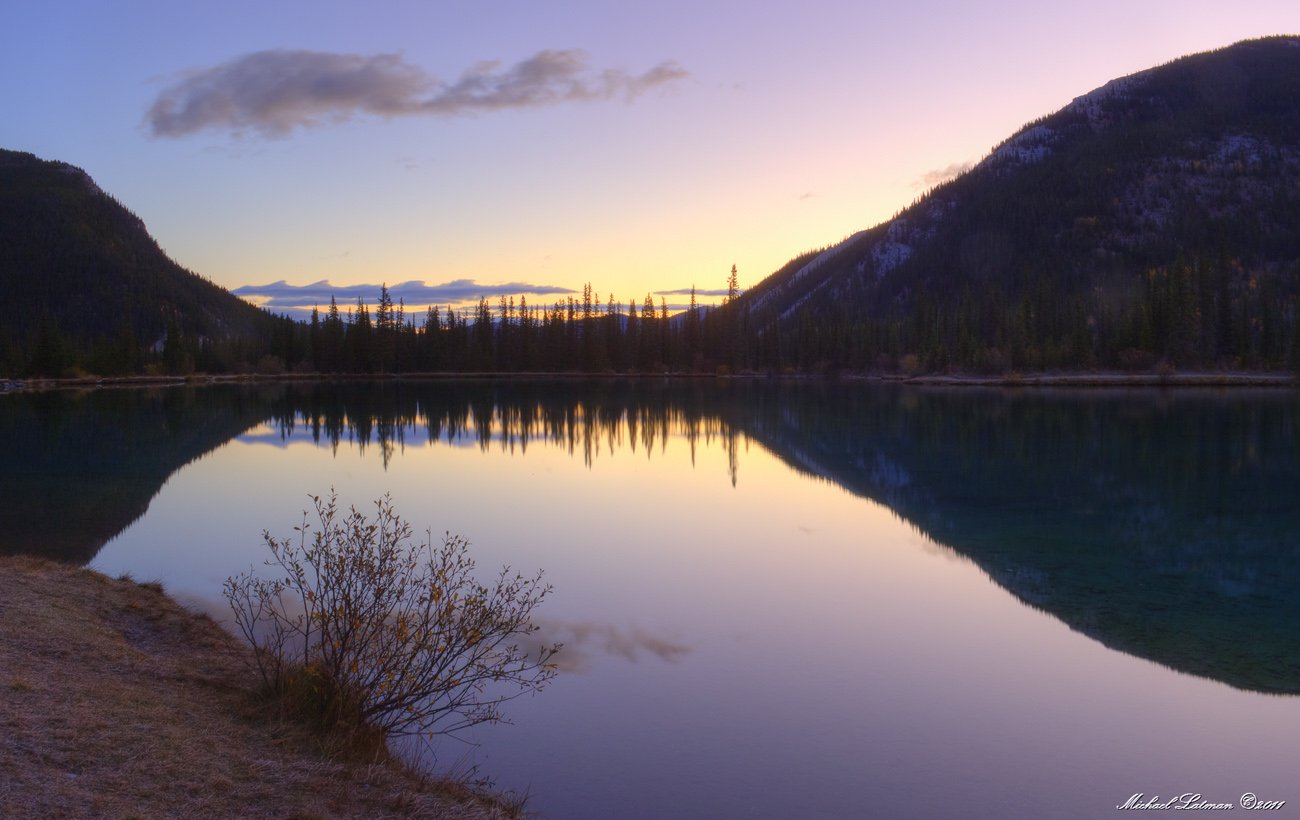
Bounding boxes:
224 492 560 741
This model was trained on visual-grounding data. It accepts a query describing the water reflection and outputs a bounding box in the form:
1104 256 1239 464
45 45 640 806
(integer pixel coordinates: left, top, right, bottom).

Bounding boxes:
737 383 1300 694
3 379 1297 694
257 380 744 476
0 386 271 562
530 620 691 674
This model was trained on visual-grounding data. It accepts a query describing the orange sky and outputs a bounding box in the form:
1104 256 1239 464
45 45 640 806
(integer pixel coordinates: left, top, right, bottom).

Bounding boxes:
3 0 1297 313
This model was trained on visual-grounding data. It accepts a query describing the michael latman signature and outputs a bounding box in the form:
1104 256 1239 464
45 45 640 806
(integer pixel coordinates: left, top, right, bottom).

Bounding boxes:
1117 793 1287 811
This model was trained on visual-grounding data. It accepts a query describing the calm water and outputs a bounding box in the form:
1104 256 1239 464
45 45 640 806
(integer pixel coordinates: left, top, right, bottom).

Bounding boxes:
3 380 1299 818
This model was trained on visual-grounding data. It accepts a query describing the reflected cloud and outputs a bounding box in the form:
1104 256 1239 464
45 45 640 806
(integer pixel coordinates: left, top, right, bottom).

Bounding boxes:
529 619 691 674
147 48 688 138
188 590 690 677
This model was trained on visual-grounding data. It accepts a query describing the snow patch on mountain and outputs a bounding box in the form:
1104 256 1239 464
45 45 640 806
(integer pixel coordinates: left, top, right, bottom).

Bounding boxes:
1100 134 1300 250
866 200 957 280
748 230 867 316
792 231 867 283
778 279 831 321
1214 133 1265 164
988 124 1056 167
1068 75 1137 130
871 240 912 274
871 220 919 277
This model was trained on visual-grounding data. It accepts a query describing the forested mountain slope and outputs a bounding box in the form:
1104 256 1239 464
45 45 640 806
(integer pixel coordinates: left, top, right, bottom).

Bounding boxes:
740 37 1300 372
0 149 277 375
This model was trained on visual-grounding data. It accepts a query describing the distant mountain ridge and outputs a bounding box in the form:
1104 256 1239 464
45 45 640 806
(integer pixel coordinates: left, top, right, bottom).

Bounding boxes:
4 37 1299 377
739 36 1300 372
0 149 277 375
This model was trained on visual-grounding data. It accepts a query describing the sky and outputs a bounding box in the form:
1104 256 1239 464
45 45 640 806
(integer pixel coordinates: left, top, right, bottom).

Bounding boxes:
3 1 1297 315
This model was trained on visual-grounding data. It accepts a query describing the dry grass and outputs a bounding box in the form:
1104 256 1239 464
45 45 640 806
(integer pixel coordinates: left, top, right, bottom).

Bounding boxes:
0 555 518 819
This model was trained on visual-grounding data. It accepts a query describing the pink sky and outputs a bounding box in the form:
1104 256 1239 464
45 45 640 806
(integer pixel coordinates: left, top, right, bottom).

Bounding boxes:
2 0 1296 312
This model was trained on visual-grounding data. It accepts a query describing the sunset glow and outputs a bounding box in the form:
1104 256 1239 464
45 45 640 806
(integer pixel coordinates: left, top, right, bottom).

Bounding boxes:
3 1 1296 312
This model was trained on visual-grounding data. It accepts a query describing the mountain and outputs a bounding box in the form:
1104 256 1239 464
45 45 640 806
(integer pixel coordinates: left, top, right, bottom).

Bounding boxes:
739 36 1300 373
0 149 278 376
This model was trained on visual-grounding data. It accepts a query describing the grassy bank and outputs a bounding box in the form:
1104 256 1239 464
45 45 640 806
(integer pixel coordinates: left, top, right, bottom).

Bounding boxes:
0 556 517 819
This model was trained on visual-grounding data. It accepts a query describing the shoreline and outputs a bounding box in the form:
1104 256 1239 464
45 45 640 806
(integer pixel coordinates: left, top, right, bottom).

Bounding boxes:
0 556 518 819
885 371 1298 388
1 369 1296 394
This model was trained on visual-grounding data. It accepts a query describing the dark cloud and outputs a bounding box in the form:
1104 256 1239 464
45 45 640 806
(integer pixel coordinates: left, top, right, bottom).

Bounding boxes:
915 160 974 189
147 48 688 138
233 278 577 312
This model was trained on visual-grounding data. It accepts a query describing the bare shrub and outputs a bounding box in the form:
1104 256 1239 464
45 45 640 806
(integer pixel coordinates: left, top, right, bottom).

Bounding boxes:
224 492 560 741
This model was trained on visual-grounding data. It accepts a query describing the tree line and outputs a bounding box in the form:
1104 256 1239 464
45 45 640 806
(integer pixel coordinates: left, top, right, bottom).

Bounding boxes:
6 257 1298 379
193 277 747 378
255 257 1299 376
774 258 1300 374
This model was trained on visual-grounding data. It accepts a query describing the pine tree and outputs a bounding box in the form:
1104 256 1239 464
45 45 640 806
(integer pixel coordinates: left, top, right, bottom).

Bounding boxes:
375 284 395 372
660 297 671 370
641 293 658 371
29 315 74 377
473 297 494 371
350 298 374 373
433 308 448 371
309 306 322 371
625 298 638 371
685 285 700 371
323 296 344 372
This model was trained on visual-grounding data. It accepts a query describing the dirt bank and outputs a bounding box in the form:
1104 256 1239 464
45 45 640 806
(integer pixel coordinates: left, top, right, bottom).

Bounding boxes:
0 556 515 819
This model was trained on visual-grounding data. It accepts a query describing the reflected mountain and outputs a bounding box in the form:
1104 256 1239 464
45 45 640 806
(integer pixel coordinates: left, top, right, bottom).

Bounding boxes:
732 382 1300 695
0 385 272 563
259 380 1300 694
3 379 1297 693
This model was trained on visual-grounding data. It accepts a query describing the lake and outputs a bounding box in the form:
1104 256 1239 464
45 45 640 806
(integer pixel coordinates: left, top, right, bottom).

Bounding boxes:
3 379 1298 818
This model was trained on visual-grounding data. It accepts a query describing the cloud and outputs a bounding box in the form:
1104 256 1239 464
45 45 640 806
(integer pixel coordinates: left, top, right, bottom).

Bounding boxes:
233 278 577 312
147 48 688 138
914 160 974 190
525 619 691 674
